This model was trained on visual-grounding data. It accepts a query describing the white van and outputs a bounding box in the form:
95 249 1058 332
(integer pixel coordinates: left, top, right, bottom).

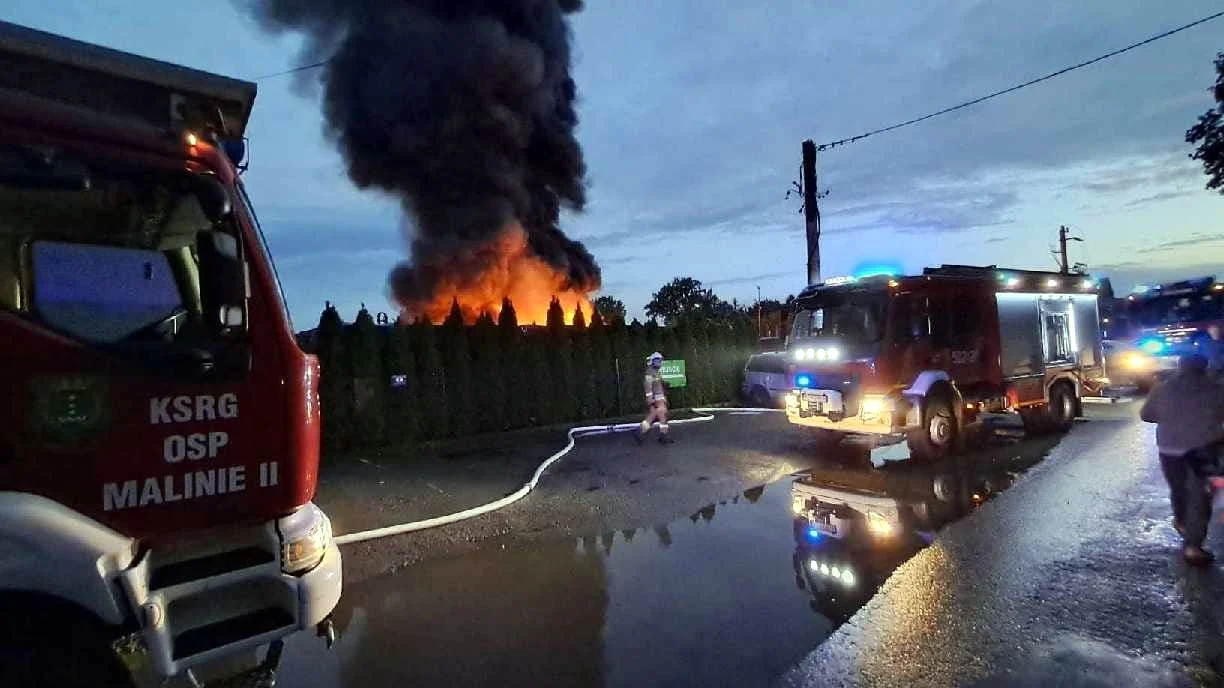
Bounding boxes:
742 352 790 407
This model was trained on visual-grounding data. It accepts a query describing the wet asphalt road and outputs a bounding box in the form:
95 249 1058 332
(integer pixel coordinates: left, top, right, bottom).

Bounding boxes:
328 411 825 581
781 402 1224 688
269 406 1189 687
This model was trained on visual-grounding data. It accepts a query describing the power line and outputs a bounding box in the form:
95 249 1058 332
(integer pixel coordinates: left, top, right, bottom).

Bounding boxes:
254 59 328 82
815 9 1224 152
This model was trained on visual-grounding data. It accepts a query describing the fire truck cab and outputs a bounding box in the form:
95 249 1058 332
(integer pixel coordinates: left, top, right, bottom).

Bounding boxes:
0 21 341 687
784 265 1107 459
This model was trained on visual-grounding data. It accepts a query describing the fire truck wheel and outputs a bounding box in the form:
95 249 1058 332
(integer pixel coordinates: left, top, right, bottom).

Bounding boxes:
907 396 958 461
1047 383 1076 432
0 595 134 688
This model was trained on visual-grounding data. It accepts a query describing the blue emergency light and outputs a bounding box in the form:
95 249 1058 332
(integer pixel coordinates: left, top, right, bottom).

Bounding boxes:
853 262 902 280
1139 338 1165 355
795 374 813 388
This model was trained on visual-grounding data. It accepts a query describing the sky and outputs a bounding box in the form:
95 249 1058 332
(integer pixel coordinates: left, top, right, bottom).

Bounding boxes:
4 0 1223 328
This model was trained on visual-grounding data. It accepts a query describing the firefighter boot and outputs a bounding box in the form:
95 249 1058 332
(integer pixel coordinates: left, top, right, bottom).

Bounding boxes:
658 424 674 444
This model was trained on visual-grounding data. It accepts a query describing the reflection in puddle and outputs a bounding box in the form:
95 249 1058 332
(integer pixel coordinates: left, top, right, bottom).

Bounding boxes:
791 430 1058 623
279 432 1057 687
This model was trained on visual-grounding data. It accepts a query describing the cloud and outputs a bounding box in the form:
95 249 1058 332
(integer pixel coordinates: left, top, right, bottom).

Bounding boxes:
1123 190 1198 207
566 1 1219 269
1091 261 1221 294
984 236 1008 244
1135 233 1224 254
706 270 796 288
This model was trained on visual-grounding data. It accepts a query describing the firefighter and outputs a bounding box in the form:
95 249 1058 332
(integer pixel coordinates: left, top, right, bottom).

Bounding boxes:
637 352 674 444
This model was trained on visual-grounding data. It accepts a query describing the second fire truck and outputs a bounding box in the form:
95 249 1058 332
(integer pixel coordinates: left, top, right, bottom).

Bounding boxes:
1122 275 1224 375
784 265 1108 459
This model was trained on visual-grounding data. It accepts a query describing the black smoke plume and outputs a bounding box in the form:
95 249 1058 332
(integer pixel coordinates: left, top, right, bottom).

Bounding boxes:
241 0 599 313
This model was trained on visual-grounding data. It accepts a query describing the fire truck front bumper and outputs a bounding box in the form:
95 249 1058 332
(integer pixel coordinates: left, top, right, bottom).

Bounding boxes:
785 389 913 436
115 503 343 681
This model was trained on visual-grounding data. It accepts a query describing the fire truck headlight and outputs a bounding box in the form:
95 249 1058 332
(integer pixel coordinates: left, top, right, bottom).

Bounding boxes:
867 511 894 536
860 396 885 415
815 348 827 361
792 497 806 515
1121 352 1150 371
279 504 333 576
825 347 840 361
805 348 817 360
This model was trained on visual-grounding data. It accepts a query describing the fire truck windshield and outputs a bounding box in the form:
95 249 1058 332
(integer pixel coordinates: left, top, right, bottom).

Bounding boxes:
0 142 245 349
1133 293 1223 328
791 290 888 346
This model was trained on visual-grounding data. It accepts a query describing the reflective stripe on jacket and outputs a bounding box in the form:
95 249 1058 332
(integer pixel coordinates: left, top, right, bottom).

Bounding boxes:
645 368 666 404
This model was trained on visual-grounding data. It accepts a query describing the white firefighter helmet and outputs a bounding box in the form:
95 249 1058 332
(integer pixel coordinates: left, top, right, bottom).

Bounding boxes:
647 351 664 365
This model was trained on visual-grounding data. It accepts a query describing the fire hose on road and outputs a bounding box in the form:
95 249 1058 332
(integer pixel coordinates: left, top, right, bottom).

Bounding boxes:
333 407 782 546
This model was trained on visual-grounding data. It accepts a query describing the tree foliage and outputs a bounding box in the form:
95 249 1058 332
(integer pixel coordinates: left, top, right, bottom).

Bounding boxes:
545 297 574 423
593 295 627 324
498 297 531 429
1187 52 1224 194
442 300 476 437
471 311 506 433
645 277 736 325
412 316 448 439
384 323 419 444
310 294 760 454
316 302 353 452
349 305 386 446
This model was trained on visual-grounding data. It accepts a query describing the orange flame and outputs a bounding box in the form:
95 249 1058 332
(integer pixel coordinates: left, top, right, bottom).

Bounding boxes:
406 223 595 326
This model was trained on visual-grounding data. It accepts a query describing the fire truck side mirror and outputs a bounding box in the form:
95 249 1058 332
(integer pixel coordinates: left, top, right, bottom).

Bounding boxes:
191 174 232 222
198 231 248 334
220 304 244 328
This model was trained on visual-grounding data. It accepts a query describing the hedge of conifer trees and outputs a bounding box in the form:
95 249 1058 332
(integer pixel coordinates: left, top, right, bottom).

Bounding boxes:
306 297 758 453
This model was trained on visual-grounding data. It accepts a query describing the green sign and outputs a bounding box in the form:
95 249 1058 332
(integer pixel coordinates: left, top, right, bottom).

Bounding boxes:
660 359 687 388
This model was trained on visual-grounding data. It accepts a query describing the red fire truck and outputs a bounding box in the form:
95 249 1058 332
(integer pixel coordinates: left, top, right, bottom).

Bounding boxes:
1121 276 1224 376
0 21 341 687
784 265 1107 459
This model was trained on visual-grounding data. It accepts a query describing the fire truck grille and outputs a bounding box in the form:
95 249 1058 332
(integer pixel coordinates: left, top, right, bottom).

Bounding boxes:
798 374 860 415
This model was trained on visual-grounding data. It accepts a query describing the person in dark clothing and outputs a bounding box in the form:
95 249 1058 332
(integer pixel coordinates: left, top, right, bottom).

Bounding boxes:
1140 353 1224 565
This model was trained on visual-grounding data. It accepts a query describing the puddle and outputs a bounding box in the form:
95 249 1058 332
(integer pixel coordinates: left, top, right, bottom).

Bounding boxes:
278 431 1058 688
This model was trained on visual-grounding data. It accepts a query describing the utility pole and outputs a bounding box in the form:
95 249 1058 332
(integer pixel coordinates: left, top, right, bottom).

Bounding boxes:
802 140 821 285
1056 225 1083 274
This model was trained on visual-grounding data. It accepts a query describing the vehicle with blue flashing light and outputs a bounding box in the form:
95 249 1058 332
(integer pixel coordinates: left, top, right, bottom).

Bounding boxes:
1121 276 1224 377
0 20 341 687
783 264 1108 460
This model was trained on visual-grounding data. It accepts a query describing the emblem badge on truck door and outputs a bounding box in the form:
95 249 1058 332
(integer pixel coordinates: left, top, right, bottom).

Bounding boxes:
28 375 110 444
